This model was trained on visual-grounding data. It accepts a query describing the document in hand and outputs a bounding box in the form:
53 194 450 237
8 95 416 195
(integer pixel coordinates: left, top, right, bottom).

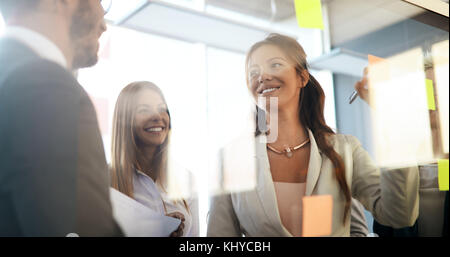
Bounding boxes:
109 188 181 237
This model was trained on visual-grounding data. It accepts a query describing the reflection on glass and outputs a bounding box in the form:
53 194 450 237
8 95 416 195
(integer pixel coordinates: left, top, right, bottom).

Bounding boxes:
369 47 433 168
205 47 255 195
432 40 449 154
221 127 257 193
166 157 196 200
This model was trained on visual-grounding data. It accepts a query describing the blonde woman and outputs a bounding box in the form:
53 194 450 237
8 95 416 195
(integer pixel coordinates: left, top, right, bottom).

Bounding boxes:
110 81 199 237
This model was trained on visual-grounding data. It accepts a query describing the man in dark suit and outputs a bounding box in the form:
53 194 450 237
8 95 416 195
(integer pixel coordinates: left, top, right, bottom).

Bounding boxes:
0 0 123 236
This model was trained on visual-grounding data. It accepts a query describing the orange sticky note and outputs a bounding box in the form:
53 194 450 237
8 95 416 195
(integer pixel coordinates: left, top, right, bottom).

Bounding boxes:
368 54 385 65
294 0 324 29
368 54 390 84
302 195 333 237
438 159 449 191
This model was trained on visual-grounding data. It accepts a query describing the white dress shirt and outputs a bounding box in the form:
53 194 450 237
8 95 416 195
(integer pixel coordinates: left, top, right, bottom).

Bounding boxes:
2 26 67 69
133 169 199 237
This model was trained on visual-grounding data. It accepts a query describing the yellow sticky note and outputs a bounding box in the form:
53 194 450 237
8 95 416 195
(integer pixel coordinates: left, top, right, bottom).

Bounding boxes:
294 0 324 30
425 79 436 110
302 195 333 237
438 159 449 191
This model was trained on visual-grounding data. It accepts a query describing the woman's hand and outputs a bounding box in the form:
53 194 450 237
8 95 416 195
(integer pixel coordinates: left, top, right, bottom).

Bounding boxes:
167 211 185 237
354 67 371 106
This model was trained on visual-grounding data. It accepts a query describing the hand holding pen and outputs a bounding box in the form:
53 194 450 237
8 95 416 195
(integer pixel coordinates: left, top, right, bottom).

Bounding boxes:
348 67 370 105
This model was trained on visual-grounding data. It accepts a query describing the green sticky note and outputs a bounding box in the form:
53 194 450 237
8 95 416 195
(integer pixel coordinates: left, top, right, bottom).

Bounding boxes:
294 0 324 30
439 159 449 191
425 79 436 110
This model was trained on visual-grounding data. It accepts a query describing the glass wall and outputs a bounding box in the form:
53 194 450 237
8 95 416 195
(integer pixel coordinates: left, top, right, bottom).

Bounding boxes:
329 0 449 235
2 0 447 238
78 19 334 235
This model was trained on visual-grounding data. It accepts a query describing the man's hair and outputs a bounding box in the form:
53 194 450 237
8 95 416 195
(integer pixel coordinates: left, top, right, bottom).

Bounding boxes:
0 0 41 21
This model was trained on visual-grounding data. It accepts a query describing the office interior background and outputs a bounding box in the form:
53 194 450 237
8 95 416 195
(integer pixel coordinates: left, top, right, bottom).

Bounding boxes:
1 0 448 236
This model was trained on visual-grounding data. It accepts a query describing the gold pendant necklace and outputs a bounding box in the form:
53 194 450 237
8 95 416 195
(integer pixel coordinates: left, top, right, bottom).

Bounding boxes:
267 138 310 158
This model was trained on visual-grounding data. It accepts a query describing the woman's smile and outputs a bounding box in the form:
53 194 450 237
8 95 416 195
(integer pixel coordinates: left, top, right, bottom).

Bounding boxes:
257 85 281 96
134 89 170 146
144 126 165 133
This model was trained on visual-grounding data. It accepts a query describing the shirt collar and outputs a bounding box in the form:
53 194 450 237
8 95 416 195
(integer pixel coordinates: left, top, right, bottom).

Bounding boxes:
135 168 152 180
2 26 68 69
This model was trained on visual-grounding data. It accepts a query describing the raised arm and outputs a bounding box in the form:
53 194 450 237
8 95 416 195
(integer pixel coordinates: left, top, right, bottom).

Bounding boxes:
349 135 420 228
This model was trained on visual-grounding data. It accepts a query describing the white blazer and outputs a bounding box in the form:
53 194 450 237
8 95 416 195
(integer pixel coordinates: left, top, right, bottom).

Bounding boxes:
207 129 420 236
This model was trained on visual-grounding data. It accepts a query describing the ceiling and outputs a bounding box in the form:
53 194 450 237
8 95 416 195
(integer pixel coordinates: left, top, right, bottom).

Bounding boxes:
204 0 430 45
107 0 446 50
327 0 426 45
205 0 296 21
121 2 272 53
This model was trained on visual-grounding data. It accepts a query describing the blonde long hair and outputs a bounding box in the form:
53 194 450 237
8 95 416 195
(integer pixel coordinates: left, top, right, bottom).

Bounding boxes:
110 81 170 197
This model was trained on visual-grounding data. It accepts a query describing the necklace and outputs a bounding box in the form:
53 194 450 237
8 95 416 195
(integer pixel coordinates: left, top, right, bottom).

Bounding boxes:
267 138 310 158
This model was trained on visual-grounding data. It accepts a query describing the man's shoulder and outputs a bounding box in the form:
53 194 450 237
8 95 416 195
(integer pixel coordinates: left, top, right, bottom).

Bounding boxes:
0 38 35 58
0 60 78 100
0 38 75 91
0 38 38 73
8 58 74 82
1 57 74 84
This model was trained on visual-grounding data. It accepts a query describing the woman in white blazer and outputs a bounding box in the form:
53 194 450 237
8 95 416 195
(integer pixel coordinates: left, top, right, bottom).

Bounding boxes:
207 33 419 237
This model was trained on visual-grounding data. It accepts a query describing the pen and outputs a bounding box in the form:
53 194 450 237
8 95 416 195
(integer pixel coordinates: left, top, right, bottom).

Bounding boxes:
349 66 368 104
348 90 358 104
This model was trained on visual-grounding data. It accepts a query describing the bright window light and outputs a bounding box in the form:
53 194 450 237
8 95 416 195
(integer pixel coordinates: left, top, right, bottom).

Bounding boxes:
104 0 148 23
310 70 337 131
159 0 206 11
0 13 5 35
78 25 211 236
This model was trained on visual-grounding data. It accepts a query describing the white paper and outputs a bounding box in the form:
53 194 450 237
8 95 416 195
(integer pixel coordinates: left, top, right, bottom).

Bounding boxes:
369 48 434 168
109 188 181 237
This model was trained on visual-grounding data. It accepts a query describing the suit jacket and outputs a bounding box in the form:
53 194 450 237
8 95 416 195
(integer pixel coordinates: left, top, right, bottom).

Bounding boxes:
373 164 446 237
0 38 123 236
207 129 419 236
350 198 369 237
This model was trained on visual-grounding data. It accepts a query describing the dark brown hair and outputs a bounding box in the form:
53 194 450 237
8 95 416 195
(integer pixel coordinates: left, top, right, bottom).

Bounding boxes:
246 33 351 224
